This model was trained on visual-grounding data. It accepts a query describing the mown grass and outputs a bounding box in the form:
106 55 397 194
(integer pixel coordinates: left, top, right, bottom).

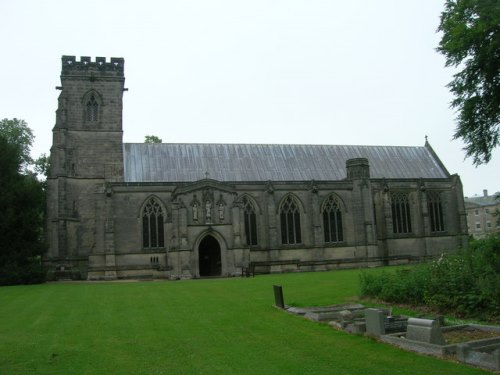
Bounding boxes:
0 268 490 374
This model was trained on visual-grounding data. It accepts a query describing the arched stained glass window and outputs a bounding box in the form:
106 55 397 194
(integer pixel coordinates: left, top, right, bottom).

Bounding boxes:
86 94 99 121
142 198 165 248
242 196 257 246
322 195 343 243
280 195 301 244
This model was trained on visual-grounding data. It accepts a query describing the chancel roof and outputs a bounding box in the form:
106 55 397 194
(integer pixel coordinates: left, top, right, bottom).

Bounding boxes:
123 143 449 183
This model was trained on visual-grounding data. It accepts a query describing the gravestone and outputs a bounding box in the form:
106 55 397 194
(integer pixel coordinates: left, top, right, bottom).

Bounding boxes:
406 318 445 345
365 308 385 336
273 285 285 309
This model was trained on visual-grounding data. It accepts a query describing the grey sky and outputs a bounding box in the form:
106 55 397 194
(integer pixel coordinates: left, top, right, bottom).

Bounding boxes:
1 0 498 197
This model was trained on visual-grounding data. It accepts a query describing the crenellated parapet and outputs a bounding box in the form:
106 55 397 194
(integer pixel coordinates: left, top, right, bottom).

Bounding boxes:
61 55 124 76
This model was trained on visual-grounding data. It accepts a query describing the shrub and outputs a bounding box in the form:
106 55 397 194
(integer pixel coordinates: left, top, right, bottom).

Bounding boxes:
360 266 430 305
0 256 46 285
359 234 500 319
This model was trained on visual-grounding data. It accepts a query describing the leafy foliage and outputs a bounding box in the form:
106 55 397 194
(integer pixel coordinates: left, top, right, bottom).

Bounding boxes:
0 130 46 285
0 118 35 172
437 0 500 164
144 135 162 143
360 234 500 319
34 153 51 179
360 267 431 305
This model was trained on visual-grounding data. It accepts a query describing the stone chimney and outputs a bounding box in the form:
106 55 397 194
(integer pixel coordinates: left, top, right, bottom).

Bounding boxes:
346 158 370 180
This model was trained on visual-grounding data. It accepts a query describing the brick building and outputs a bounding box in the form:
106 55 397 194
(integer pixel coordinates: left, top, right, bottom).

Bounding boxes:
44 56 468 280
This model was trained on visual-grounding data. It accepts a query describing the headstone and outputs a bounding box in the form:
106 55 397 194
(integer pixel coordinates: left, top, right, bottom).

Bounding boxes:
273 285 285 309
406 318 445 345
365 308 385 336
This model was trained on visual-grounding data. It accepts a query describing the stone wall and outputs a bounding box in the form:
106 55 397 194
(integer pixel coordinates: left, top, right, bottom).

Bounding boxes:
44 56 468 280
45 56 125 277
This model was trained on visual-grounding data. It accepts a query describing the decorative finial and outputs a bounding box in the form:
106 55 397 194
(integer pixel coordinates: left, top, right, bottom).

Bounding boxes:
425 135 428 143
205 171 209 179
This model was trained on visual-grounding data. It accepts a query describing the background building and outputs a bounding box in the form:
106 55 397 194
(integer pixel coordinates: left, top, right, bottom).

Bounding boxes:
44 56 468 280
464 190 500 238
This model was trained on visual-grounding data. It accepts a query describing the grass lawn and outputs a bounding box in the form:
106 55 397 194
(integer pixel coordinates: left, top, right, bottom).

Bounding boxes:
0 268 491 375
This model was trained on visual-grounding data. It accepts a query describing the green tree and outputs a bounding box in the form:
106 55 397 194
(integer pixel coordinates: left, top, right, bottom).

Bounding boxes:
437 0 500 165
34 153 50 178
144 135 162 143
0 136 46 285
0 118 35 171
34 153 51 191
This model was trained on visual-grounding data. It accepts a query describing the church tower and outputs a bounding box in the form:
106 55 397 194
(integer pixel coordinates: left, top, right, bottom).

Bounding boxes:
45 56 125 278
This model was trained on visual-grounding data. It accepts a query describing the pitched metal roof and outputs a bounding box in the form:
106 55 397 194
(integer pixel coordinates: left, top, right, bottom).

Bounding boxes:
123 143 449 183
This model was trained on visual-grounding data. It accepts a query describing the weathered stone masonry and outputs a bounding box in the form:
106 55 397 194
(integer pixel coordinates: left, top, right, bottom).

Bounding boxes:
44 56 468 280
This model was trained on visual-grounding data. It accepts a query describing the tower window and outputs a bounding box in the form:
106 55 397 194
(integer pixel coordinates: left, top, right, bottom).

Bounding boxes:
242 196 258 246
280 195 301 244
142 198 165 249
391 192 412 234
86 94 99 122
322 195 344 243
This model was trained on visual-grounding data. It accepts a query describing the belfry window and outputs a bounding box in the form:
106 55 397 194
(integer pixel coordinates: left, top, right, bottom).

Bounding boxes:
280 195 302 244
322 195 343 243
86 94 99 121
391 192 412 234
142 198 165 249
242 196 258 246
427 191 445 232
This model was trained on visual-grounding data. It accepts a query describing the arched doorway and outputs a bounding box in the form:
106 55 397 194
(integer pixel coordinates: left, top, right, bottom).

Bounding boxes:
198 235 221 277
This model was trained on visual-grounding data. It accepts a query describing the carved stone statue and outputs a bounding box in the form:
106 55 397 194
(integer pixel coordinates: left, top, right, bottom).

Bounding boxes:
192 202 198 221
218 202 225 220
205 200 212 221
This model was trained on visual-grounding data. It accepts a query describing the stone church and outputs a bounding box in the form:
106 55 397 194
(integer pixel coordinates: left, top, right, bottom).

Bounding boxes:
44 56 468 280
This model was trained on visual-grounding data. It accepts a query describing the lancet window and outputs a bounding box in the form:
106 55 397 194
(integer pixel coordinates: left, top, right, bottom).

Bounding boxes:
280 195 302 244
391 192 412 234
142 198 165 249
322 195 344 243
242 196 258 246
85 94 99 122
427 191 445 232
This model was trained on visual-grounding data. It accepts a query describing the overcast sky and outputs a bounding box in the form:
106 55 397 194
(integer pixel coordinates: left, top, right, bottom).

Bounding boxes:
1 0 498 197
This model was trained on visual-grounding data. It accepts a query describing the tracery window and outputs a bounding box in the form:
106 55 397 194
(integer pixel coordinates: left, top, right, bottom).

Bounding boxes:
391 192 412 234
86 94 99 121
322 195 343 243
427 191 445 232
142 197 165 249
280 195 302 244
242 196 258 246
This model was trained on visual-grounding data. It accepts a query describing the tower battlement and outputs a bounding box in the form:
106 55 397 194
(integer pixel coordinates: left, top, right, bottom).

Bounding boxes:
61 55 124 76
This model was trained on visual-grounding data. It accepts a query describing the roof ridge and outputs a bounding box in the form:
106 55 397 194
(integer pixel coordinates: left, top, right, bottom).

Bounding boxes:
124 142 427 148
